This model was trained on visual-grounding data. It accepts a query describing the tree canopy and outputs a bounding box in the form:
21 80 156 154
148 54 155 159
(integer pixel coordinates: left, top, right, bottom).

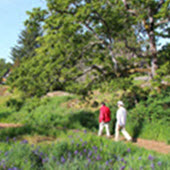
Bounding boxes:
9 0 170 97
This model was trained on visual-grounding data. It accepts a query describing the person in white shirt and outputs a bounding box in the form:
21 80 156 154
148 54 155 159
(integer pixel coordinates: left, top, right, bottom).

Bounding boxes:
115 101 132 142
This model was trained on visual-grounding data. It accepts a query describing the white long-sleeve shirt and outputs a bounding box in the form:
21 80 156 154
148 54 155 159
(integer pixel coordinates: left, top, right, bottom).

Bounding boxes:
116 107 127 126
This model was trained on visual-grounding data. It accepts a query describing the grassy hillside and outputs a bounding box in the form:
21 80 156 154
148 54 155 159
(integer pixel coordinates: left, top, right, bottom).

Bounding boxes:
0 86 169 169
0 87 169 143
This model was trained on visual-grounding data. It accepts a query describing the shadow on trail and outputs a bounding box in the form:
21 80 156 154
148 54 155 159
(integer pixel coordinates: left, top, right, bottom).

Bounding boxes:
131 118 144 142
0 125 34 141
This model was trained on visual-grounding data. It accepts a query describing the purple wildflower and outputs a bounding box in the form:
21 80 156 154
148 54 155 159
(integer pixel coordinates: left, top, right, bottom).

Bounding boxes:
88 150 92 157
148 155 154 161
109 159 113 163
74 150 78 155
138 156 142 160
121 158 124 162
150 163 154 169
42 159 46 164
140 166 143 170
157 161 162 166
92 146 98 150
84 130 87 134
105 161 109 165
42 157 49 163
8 167 18 170
4 152 8 156
61 156 65 163
96 155 101 161
127 148 131 152
6 137 9 142
21 139 28 144
120 166 125 170
84 149 87 153
40 152 43 156
13 137 16 141
12 168 18 170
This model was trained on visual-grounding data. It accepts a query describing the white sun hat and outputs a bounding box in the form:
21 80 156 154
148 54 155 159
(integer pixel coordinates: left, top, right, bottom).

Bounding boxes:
117 101 124 106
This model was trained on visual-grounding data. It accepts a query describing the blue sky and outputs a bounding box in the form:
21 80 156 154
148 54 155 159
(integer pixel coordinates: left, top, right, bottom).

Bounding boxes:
0 0 169 64
0 0 46 63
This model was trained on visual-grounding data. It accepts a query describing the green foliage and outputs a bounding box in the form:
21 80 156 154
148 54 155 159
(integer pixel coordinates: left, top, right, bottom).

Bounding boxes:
0 96 99 139
8 0 170 97
0 59 11 81
6 98 24 111
121 85 150 109
126 88 170 142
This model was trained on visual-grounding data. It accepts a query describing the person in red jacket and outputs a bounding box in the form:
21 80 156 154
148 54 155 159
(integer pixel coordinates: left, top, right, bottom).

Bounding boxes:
98 102 111 137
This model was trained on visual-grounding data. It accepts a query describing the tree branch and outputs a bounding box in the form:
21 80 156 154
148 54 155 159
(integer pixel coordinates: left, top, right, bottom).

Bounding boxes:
157 0 165 12
62 64 105 83
124 38 144 58
121 0 136 15
155 19 169 27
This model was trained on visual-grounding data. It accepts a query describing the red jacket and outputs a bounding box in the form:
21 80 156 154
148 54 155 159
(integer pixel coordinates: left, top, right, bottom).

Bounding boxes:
99 105 111 123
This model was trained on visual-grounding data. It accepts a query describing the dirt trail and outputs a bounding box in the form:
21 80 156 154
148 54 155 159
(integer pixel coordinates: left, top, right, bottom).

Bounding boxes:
0 123 169 154
0 123 22 128
133 138 170 154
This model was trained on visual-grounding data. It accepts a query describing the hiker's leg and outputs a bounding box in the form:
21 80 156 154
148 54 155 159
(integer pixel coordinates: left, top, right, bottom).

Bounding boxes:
121 127 132 141
115 123 119 141
98 122 104 136
104 123 110 137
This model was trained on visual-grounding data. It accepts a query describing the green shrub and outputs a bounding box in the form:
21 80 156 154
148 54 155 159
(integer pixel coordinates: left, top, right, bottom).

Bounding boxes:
126 88 170 142
6 98 24 111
